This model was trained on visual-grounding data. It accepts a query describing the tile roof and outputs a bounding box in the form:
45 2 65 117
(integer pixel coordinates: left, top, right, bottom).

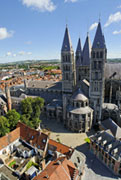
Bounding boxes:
17 122 48 151
49 139 74 156
0 122 49 151
61 26 73 52
0 127 20 150
33 157 78 180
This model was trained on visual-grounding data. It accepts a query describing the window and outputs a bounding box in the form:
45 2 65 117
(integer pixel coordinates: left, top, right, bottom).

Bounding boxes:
95 72 98 80
92 51 95 58
100 51 103 58
94 61 97 69
77 157 80 163
96 52 99 58
98 62 102 69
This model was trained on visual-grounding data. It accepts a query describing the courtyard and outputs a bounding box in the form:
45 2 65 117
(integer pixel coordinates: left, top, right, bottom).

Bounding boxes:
42 118 120 180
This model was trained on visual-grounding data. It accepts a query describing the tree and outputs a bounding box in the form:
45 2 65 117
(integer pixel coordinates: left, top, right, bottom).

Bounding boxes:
21 97 33 115
0 116 10 137
6 109 20 130
21 97 44 129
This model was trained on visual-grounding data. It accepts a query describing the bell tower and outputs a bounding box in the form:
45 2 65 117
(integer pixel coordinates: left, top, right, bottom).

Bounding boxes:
89 22 107 124
61 26 76 94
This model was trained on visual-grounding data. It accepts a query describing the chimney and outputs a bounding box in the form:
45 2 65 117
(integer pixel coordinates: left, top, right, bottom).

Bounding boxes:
5 83 12 111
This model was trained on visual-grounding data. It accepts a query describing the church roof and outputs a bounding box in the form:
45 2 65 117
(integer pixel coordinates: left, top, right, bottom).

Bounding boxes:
101 118 121 139
82 34 91 66
72 89 88 101
76 38 82 54
92 22 106 49
61 26 73 52
76 38 82 65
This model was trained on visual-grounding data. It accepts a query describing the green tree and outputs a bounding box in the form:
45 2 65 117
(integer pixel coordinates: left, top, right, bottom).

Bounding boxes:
21 97 33 115
0 116 10 137
6 109 20 130
21 97 44 129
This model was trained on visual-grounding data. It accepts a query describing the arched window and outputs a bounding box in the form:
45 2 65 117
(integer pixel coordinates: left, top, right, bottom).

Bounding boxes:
96 52 99 58
100 51 103 58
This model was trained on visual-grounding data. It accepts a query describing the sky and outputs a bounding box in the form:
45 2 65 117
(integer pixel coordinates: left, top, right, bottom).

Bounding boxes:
1 0 121 63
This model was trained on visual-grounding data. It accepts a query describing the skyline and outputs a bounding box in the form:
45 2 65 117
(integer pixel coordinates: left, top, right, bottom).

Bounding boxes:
1 0 121 62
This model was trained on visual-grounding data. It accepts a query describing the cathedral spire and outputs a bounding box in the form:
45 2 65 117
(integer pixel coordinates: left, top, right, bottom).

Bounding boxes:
82 33 91 66
61 26 73 52
76 37 82 54
92 22 106 49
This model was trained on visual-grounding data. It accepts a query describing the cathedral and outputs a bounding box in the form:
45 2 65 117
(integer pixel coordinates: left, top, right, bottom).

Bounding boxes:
3 21 121 133
61 21 107 131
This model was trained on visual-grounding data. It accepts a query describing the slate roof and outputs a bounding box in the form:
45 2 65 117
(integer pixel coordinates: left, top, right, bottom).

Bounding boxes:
61 26 73 52
105 63 121 79
76 38 82 65
76 38 82 54
72 88 88 101
92 22 106 49
82 34 91 66
101 118 121 139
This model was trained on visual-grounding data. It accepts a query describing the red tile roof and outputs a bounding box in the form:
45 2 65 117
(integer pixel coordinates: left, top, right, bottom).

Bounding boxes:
17 122 48 151
33 157 79 180
0 127 20 150
49 139 74 157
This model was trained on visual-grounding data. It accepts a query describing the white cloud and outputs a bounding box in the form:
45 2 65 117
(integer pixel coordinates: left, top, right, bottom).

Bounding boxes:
113 30 121 35
0 28 14 40
6 52 12 56
65 0 78 2
104 12 121 27
27 52 32 55
89 22 98 31
21 0 56 12
18 51 25 55
13 54 17 57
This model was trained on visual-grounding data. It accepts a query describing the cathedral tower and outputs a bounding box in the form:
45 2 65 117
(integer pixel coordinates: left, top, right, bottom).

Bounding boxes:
89 22 107 124
76 34 91 86
61 26 76 94
76 38 82 86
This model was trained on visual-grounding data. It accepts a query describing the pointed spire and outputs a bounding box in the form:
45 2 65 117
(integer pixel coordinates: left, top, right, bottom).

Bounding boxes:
76 38 82 54
92 22 106 49
61 26 73 52
82 34 91 66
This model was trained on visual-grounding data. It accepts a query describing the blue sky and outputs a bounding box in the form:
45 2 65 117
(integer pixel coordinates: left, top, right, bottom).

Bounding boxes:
1 0 121 62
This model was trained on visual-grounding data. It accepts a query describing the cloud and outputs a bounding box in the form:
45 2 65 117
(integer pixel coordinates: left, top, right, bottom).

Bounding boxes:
113 30 121 35
13 54 17 57
104 12 121 27
0 28 14 40
65 0 78 2
27 52 32 55
6 52 12 56
21 0 56 12
18 51 26 55
89 22 98 31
